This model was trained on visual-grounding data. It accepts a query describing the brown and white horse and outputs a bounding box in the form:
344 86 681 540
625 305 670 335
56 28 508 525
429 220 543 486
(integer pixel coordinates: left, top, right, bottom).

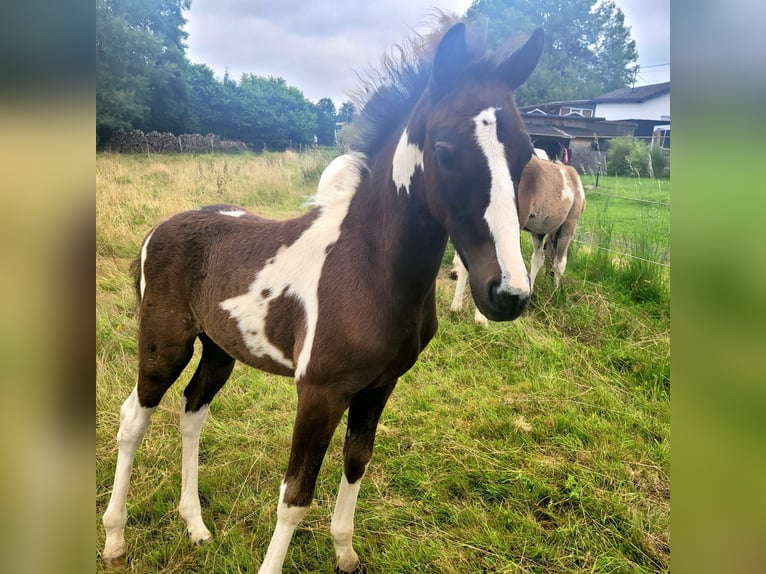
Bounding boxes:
450 149 585 324
101 22 544 573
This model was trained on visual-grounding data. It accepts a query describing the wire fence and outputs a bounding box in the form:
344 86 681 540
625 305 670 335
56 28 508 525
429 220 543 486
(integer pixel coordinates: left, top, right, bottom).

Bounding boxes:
571 238 670 269
576 187 670 269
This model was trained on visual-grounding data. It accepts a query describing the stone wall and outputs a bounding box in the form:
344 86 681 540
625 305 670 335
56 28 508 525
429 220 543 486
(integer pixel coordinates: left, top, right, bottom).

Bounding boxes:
107 129 249 154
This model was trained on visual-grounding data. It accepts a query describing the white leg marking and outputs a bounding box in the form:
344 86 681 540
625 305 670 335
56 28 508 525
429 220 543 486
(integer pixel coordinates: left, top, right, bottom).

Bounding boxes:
139 229 155 300
392 128 424 195
258 482 310 574
529 235 545 292
331 473 364 572
449 252 468 312
474 108 530 294
553 253 567 290
473 307 489 326
102 387 155 562
221 154 366 379
179 398 212 544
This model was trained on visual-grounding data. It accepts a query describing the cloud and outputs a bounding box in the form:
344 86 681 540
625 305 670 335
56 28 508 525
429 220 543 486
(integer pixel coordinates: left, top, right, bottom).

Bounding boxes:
185 0 472 103
184 0 670 104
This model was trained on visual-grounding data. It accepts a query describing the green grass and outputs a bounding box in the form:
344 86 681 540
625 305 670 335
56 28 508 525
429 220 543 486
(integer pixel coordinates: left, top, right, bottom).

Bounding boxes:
96 153 669 573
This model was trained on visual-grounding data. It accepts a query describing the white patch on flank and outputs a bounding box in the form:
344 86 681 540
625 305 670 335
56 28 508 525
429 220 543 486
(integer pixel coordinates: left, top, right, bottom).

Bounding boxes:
391 128 423 195
218 208 246 217
139 229 155 300
220 154 365 379
559 168 575 203
473 107 530 293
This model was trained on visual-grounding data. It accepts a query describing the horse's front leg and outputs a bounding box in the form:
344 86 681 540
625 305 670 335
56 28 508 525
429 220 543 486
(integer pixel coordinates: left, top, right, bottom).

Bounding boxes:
258 382 348 574
331 381 397 573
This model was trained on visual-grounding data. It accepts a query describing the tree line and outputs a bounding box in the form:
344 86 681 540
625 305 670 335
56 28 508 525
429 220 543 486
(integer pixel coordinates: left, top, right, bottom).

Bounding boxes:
97 0 637 151
96 0 353 150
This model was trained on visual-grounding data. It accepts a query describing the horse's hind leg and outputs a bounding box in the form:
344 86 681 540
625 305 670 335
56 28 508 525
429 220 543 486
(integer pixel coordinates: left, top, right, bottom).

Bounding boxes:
529 233 546 292
449 251 468 312
332 381 396 573
101 312 196 566
179 333 235 544
550 220 578 290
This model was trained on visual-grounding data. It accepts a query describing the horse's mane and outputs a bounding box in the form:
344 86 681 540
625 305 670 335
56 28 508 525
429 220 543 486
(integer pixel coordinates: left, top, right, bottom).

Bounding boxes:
348 13 468 158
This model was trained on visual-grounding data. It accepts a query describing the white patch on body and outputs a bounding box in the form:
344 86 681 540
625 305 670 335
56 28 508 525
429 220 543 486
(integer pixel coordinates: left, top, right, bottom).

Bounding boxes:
559 168 575 203
218 208 246 217
391 128 423 195
139 229 155 300
473 108 530 293
220 154 365 379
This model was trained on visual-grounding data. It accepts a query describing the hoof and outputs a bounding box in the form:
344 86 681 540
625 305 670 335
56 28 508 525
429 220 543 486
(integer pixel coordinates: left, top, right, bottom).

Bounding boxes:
102 553 126 569
335 564 365 574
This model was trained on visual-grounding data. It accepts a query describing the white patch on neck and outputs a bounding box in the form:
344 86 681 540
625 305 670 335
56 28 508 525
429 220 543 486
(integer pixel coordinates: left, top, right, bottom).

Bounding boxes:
391 128 423 195
220 154 364 380
473 107 530 293
533 147 549 161
218 208 246 217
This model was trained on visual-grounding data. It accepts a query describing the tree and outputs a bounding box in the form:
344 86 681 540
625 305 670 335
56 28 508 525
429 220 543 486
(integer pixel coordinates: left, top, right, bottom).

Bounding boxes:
315 98 337 146
234 75 317 151
337 102 355 125
465 0 638 105
96 0 190 143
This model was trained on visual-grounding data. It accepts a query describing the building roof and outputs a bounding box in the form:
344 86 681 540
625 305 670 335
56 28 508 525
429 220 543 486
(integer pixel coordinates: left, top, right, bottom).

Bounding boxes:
521 114 637 139
592 82 670 104
521 82 671 113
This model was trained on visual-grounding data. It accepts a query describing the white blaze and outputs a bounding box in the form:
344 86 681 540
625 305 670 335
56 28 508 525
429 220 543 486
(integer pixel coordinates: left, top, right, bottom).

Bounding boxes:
391 128 423 195
219 154 365 380
473 107 530 293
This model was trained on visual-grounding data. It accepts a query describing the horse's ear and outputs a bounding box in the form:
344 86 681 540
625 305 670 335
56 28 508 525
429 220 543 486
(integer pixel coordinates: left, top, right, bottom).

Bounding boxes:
497 28 544 90
430 23 468 98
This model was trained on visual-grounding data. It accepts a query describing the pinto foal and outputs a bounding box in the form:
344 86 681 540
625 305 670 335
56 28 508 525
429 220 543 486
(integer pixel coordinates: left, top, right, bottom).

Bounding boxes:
450 150 585 325
101 23 544 573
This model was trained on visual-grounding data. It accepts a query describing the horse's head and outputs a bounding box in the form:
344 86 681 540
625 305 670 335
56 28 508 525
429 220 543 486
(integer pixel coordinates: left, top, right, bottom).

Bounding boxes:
411 23 544 321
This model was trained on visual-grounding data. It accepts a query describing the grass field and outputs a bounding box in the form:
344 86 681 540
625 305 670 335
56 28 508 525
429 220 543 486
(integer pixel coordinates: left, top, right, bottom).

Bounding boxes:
96 151 669 573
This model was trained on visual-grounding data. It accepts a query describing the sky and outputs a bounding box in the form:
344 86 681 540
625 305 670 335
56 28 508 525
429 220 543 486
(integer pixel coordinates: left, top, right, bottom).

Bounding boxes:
183 0 669 106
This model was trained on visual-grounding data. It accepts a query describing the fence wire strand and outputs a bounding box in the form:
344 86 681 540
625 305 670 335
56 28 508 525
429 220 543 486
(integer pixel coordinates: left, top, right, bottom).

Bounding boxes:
584 189 670 207
572 239 670 268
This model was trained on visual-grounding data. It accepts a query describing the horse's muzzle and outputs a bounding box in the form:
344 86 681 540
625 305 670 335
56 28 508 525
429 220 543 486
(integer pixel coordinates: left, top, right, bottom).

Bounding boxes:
483 280 530 321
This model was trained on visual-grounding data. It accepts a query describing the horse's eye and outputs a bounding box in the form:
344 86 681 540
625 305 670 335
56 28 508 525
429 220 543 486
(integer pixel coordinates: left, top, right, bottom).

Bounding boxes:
434 141 456 170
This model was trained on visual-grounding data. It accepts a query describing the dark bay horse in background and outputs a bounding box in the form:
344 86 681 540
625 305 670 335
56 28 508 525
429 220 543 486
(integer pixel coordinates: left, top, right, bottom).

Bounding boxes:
450 148 585 324
101 22 544 573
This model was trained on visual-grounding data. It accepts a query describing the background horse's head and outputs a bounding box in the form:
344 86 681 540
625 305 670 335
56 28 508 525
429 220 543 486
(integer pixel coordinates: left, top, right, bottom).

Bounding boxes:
413 23 544 321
